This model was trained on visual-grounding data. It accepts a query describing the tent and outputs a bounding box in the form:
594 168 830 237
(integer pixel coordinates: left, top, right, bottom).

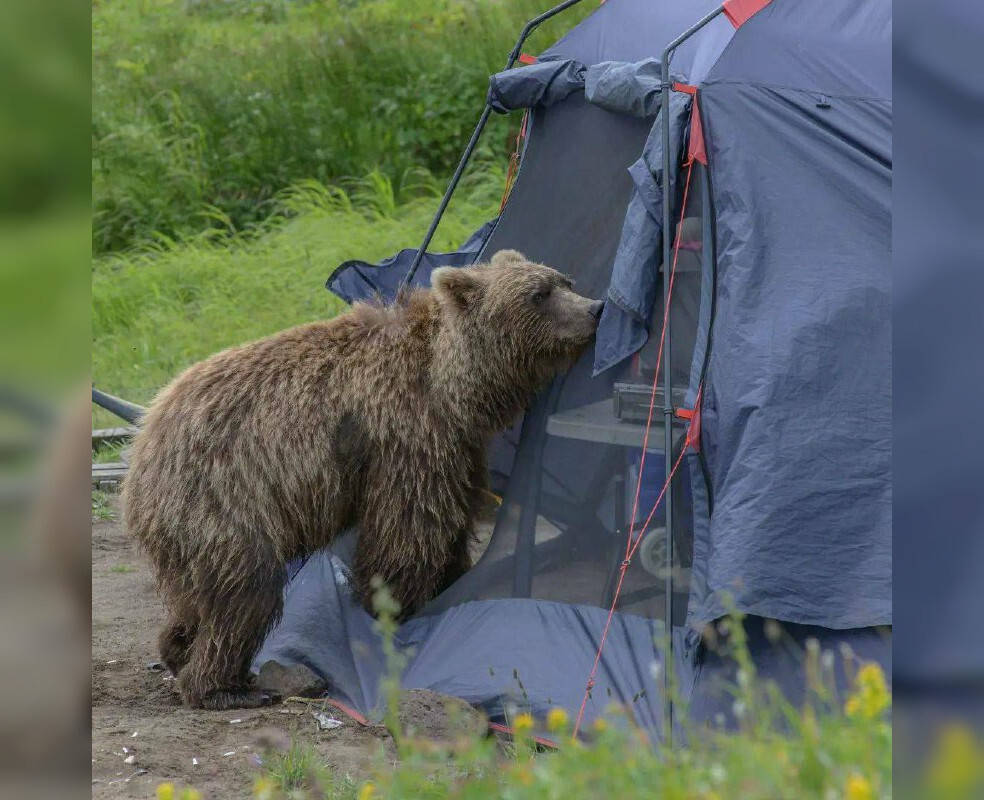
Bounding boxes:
257 0 892 740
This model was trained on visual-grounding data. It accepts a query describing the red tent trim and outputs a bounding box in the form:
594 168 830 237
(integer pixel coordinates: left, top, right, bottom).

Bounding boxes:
722 0 771 29
673 83 707 166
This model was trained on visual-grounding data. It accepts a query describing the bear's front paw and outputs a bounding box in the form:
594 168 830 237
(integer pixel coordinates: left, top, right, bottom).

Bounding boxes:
198 688 273 710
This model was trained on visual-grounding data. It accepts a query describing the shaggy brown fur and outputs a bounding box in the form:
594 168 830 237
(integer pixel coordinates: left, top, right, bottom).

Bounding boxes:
121 249 602 710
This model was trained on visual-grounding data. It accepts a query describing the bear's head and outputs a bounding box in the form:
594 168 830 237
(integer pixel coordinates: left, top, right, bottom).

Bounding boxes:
432 249 602 358
430 250 602 427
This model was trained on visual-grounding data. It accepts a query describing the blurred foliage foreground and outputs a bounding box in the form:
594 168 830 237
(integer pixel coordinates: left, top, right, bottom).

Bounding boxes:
157 598 905 800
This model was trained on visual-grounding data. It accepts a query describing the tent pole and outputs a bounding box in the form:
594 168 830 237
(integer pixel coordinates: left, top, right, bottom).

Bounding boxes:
402 0 587 289
660 3 725 746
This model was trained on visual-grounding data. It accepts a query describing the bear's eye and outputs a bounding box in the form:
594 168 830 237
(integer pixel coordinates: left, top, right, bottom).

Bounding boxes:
531 289 550 306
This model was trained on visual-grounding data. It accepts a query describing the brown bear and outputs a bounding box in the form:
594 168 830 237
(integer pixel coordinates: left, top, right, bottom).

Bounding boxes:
121 249 602 710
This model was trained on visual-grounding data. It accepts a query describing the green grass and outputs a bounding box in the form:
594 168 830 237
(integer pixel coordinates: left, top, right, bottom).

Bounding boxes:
92 440 126 463
109 564 135 574
257 740 358 799
264 740 321 794
92 0 590 253
92 490 116 521
346 701 891 800
91 168 502 428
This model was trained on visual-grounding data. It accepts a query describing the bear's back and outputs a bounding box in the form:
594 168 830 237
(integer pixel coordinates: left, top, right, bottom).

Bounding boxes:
128 292 439 484
122 292 441 550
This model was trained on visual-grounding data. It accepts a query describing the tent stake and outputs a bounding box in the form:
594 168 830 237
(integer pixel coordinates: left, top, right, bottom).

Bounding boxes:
402 0 587 289
660 3 725 746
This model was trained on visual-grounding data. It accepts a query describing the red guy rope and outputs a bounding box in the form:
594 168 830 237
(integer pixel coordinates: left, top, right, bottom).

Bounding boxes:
572 156 697 740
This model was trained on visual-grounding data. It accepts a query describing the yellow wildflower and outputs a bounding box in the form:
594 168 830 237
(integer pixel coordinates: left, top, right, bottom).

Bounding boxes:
592 717 608 734
253 777 276 800
844 662 890 719
513 765 534 786
156 784 175 800
857 663 887 693
513 712 535 734
358 781 377 800
546 708 569 732
925 724 984 796
844 773 873 800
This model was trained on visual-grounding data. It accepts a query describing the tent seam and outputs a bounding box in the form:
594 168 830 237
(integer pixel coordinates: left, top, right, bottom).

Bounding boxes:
700 79 891 103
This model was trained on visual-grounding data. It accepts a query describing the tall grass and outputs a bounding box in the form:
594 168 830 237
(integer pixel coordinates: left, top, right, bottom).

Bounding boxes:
92 0 591 253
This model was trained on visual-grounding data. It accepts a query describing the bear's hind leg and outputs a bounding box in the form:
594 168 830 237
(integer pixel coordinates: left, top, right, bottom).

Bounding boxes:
176 546 285 710
158 611 198 678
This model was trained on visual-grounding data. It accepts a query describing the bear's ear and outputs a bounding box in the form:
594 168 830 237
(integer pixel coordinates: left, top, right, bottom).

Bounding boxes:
432 267 485 312
490 249 527 267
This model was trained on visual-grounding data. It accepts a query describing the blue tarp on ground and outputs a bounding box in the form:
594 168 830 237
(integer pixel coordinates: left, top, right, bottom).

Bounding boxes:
259 550 674 732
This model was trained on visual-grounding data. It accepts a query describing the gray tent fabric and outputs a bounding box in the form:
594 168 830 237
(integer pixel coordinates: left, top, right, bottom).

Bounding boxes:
541 0 734 80
684 617 892 730
593 90 691 376
326 218 497 305
488 58 586 113
258 549 680 734
258 540 384 713
686 0 892 630
584 59 664 118
489 57 669 119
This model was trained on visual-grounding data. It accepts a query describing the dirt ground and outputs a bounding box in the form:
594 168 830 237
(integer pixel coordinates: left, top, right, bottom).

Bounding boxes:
91 494 395 798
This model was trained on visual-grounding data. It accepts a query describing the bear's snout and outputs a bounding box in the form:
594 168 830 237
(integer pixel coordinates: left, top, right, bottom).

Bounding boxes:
589 300 604 320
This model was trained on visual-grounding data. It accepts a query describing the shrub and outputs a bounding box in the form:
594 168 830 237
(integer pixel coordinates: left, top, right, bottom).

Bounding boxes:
92 0 589 252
